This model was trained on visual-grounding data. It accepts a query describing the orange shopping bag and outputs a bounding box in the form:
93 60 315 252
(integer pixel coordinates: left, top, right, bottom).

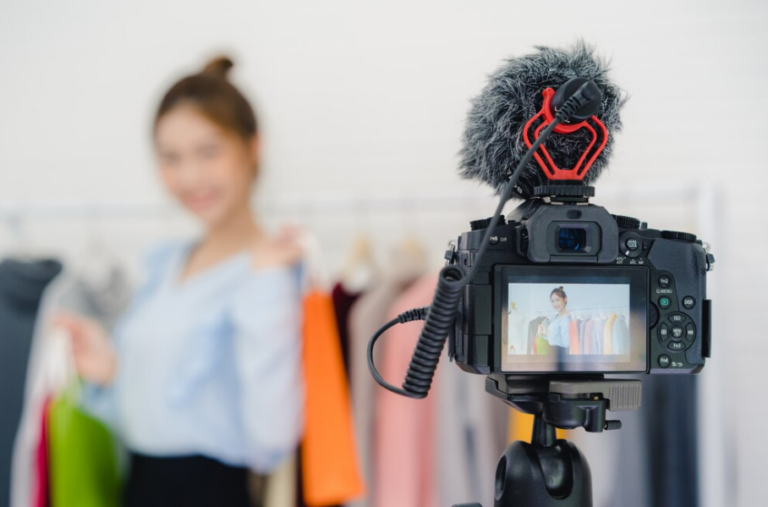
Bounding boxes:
301 290 365 506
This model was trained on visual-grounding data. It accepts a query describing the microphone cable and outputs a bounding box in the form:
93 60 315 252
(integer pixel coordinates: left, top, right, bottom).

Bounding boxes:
368 82 600 398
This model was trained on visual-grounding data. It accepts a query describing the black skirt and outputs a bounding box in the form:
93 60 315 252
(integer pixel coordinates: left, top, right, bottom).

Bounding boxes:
124 453 251 507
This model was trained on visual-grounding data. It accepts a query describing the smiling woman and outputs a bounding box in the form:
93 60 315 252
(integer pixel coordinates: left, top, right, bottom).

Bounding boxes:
55 57 305 507
154 58 258 229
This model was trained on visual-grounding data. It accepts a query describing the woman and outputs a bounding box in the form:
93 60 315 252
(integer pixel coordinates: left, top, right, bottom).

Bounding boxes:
55 57 303 506
539 286 571 355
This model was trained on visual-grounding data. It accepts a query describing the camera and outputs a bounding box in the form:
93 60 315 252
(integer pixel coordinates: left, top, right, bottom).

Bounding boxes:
446 187 715 377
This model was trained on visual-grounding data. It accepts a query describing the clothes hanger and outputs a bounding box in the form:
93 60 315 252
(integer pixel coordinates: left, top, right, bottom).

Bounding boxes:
74 208 124 288
8 211 34 260
338 199 380 292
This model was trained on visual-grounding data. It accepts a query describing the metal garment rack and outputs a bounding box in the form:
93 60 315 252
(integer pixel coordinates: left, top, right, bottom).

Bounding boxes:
0 182 707 222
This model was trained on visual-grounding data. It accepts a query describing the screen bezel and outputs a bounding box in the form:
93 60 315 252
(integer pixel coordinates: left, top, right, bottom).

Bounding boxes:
494 265 649 374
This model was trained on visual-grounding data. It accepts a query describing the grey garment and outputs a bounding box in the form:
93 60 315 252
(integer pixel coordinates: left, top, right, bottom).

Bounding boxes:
346 263 424 507
578 318 588 352
592 317 607 355
437 362 508 507
0 259 62 507
11 265 132 507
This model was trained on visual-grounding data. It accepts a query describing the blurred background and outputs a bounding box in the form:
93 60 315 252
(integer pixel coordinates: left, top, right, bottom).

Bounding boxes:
0 1 765 506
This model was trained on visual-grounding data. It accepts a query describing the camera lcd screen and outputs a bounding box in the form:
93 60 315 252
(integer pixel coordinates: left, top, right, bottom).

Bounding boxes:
497 266 648 373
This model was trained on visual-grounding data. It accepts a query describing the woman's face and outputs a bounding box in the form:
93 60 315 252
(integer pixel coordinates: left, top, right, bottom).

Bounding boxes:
550 293 566 311
155 105 257 227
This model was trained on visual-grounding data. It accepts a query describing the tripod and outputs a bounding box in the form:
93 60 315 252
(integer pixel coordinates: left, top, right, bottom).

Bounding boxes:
453 375 642 507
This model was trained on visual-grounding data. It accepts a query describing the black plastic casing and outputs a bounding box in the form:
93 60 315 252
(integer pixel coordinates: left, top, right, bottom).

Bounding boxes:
448 198 712 376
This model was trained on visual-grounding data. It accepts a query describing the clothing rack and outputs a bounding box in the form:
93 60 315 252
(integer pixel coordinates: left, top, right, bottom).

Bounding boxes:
0 182 709 222
528 306 629 314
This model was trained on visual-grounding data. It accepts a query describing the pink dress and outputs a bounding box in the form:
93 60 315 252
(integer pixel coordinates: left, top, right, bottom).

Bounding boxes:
375 276 438 507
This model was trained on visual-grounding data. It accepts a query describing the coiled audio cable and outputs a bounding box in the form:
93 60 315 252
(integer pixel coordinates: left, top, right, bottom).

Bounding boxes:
367 82 601 398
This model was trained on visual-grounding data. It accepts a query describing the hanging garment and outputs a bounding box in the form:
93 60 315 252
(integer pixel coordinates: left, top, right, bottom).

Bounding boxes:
331 283 362 380
582 318 595 355
32 398 50 507
12 266 132 507
346 262 424 507
0 259 61 507
569 319 580 354
592 317 607 355
505 307 527 355
603 314 617 355
301 290 365 506
578 317 588 353
123 453 250 507
612 315 630 355
374 276 439 507
48 382 120 507
263 454 296 507
437 346 509 507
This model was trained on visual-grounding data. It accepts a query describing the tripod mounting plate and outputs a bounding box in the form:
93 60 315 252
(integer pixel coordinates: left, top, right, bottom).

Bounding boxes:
486 375 642 433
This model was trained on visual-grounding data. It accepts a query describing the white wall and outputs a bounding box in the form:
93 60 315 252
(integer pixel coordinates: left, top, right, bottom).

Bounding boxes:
2 1 767 505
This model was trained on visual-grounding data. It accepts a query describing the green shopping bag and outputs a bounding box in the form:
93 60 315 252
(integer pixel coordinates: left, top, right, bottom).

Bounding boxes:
48 381 121 507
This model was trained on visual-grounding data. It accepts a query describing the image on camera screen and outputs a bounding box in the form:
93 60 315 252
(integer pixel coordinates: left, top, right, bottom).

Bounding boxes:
498 267 648 373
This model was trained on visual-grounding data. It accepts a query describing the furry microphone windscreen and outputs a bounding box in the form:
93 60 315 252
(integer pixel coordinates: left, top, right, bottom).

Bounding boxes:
459 42 627 199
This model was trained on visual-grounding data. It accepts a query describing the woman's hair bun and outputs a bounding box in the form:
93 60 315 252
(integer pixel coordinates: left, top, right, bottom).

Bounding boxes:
202 56 234 79
559 286 564 290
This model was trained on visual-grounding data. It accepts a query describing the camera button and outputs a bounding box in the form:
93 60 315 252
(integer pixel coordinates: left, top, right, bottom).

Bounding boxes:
683 296 696 309
659 276 671 288
658 323 670 342
659 297 672 309
671 325 685 340
685 323 696 342
668 313 686 324
669 341 686 351
658 355 671 368
626 238 640 251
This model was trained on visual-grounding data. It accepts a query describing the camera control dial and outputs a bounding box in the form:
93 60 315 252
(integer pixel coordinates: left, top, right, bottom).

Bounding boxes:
612 215 641 230
661 230 698 243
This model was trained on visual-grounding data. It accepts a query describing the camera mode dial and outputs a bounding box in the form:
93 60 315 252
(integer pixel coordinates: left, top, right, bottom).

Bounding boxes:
612 215 641 230
661 230 698 243
470 215 506 231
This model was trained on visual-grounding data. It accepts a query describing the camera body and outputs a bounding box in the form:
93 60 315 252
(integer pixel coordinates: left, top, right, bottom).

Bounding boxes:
447 194 713 376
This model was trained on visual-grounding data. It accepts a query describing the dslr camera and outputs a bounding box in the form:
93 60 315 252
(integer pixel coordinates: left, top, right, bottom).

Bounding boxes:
447 186 715 377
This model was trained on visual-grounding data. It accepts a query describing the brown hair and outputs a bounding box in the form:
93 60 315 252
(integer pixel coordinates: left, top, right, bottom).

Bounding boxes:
550 286 567 301
154 56 258 140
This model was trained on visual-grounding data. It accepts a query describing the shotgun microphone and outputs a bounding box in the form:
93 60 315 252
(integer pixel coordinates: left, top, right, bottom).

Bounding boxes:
459 42 627 199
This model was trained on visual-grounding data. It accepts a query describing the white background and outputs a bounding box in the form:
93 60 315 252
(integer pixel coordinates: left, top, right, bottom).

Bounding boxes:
1 1 766 505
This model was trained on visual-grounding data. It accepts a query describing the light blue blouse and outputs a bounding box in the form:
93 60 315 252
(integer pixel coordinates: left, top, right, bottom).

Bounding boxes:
547 313 571 348
82 241 304 473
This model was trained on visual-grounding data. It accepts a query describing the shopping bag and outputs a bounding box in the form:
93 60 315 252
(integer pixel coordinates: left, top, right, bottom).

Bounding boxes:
301 291 365 506
48 381 120 507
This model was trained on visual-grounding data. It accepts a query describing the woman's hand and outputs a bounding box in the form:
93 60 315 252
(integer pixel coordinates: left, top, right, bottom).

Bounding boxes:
252 226 304 271
55 313 118 387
